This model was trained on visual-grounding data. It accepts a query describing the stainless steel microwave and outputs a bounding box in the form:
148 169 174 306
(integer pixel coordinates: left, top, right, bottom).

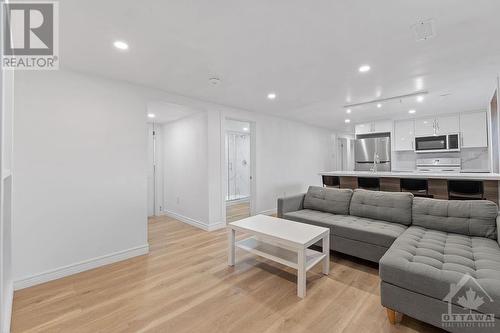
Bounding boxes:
414 134 460 153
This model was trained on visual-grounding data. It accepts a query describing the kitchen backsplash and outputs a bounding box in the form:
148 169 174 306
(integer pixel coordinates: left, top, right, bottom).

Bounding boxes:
392 148 490 172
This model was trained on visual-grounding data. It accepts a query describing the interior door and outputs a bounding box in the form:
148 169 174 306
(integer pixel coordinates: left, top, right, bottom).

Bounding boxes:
337 138 348 170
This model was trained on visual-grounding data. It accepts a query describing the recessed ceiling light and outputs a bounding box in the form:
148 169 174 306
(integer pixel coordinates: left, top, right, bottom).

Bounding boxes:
267 92 277 100
346 109 352 114
358 65 371 73
113 40 129 50
345 119 351 123
377 103 382 108
408 109 416 114
242 127 249 131
147 113 156 118
417 95 425 102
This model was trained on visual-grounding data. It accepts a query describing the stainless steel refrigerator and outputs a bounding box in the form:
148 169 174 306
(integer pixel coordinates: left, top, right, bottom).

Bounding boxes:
355 137 391 171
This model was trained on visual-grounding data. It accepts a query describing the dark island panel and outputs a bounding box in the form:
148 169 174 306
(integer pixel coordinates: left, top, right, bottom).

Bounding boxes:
327 176 499 204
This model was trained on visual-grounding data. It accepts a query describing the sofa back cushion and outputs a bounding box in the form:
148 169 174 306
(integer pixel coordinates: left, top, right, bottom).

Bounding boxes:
349 189 413 225
303 186 353 215
412 197 498 239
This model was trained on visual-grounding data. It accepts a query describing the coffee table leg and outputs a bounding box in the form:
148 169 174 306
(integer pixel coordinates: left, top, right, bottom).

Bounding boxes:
297 248 306 298
322 233 330 275
228 228 235 266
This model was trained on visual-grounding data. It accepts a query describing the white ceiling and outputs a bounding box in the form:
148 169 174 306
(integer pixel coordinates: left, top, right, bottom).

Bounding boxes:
61 0 500 131
147 101 199 124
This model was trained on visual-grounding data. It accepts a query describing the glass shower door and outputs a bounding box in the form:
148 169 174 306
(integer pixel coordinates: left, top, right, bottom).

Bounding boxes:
226 132 250 201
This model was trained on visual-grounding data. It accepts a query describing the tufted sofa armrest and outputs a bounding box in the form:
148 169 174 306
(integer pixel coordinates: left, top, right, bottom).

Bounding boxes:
277 194 305 218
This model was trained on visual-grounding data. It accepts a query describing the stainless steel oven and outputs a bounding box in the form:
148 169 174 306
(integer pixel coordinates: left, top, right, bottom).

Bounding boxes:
414 134 460 153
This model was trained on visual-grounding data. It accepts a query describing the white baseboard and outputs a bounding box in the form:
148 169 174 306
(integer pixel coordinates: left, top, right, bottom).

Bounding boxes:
207 221 226 231
2 281 13 333
13 244 149 290
163 210 226 231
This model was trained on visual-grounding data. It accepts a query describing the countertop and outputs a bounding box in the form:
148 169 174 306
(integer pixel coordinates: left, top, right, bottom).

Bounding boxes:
319 170 500 180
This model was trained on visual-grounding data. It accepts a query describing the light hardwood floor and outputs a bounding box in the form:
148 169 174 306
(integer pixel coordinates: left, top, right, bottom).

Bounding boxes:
226 201 250 222
11 216 443 333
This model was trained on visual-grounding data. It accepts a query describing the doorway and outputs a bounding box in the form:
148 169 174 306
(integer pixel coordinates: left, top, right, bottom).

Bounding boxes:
147 122 157 217
225 119 252 222
336 136 355 171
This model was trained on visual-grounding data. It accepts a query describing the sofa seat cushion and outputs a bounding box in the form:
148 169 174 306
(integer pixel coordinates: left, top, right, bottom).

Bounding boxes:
412 197 498 239
329 215 407 248
283 210 407 248
380 226 500 317
303 186 353 215
283 209 338 229
350 189 413 226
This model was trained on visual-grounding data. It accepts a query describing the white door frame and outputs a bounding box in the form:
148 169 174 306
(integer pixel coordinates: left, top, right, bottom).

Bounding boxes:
337 137 347 171
220 117 256 223
147 122 163 217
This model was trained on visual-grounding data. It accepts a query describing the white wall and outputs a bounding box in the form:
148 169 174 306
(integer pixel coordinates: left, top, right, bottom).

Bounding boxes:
160 112 210 228
158 105 335 229
1 68 14 333
12 70 167 288
211 109 336 221
12 68 337 290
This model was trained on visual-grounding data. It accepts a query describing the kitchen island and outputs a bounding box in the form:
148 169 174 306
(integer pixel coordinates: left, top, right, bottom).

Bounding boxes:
319 171 500 204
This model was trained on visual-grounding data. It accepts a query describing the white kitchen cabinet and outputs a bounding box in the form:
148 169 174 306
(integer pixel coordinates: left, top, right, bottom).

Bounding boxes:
414 117 435 136
436 115 460 134
355 120 392 135
373 120 392 133
355 123 372 135
394 119 415 151
414 115 459 136
460 111 488 148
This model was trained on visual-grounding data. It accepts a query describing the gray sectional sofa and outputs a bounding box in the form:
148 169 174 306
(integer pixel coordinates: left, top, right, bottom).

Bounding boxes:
277 186 500 333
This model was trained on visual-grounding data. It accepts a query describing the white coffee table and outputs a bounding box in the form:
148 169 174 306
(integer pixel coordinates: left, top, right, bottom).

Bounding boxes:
227 214 330 298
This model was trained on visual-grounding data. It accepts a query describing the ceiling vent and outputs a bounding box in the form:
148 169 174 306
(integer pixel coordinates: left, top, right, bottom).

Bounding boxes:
412 19 436 41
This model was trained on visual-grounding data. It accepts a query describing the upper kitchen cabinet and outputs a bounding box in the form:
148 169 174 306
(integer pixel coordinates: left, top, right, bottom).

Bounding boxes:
460 111 488 148
373 120 392 133
394 119 415 151
436 115 460 134
414 114 459 136
355 120 392 135
355 123 372 135
414 117 435 136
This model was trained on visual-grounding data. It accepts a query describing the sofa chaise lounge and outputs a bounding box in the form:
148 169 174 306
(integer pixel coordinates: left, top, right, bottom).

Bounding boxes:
277 186 500 333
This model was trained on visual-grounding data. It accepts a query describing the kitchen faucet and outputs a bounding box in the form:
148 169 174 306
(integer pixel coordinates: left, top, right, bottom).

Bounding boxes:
371 152 380 172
